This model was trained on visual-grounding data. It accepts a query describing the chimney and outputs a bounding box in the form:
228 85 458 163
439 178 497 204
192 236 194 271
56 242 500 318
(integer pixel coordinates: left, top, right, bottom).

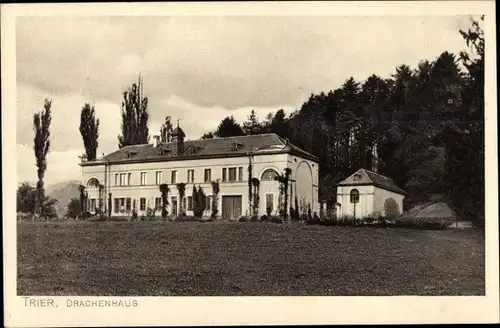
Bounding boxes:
171 126 186 156
153 135 160 148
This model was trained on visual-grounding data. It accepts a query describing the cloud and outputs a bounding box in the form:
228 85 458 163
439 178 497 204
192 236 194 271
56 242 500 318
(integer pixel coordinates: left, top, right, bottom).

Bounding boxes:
17 16 473 110
17 144 83 187
17 83 121 154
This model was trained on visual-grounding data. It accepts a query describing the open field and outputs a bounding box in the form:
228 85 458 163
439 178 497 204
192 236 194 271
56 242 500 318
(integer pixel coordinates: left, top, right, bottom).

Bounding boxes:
17 221 484 296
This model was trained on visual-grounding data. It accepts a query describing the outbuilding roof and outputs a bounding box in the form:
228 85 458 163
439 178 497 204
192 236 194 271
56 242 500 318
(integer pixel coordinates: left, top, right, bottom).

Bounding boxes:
337 168 407 195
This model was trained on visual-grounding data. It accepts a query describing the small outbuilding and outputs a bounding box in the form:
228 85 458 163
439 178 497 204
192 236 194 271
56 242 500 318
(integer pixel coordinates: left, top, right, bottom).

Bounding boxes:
335 168 407 220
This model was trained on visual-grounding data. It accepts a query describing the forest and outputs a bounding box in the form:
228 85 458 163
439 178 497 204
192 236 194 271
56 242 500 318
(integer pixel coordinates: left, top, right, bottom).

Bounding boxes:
204 17 485 224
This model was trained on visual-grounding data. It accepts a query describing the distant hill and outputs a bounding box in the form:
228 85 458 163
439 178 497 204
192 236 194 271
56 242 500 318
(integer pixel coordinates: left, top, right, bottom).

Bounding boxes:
47 180 80 217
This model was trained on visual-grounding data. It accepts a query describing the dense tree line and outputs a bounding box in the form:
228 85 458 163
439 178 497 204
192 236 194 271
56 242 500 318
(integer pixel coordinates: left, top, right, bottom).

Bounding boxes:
204 17 485 223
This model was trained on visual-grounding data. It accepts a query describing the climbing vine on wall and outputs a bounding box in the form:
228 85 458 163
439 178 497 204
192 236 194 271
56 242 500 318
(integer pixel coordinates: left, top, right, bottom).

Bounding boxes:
251 177 260 216
274 168 292 218
107 192 112 218
159 183 170 218
177 182 187 216
248 154 253 215
211 180 220 219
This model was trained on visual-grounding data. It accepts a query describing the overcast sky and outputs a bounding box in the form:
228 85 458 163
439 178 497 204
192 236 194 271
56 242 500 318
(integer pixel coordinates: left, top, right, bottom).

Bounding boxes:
16 15 476 186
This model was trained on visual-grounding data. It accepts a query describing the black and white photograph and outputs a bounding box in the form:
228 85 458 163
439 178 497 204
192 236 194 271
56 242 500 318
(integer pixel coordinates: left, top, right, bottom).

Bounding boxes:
2 1 498 326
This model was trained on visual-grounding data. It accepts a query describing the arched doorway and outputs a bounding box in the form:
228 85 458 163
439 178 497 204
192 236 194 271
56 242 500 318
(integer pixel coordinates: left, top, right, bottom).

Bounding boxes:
86 177 102 213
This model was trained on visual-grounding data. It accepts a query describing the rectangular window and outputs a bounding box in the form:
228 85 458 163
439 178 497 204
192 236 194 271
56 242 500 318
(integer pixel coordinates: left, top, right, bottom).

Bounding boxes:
187 196 193 211
222 168 227 182
155 171 162 185
140 172 147 186
114 198 119 213
238 167 243 181
171 170 177 184
126 198 131 211
171 196 178 216
204 169 211 183
155 197 162 209
140 197 146 211
205 196 212 211
266 194 274 212
128 173 132 186
90 199 96 212
120 173 126 186
120 198 125 212
228 167 237 181
187 169 195 183
115 174 119 186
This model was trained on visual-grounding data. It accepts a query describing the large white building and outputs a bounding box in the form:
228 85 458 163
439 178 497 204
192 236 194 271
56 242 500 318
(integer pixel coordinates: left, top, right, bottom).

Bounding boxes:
80 127 319 219
335 168 407 219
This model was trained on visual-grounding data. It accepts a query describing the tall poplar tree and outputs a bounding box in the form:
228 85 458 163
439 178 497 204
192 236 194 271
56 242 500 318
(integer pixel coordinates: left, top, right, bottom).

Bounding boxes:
33 99 52 221
79 103 100 160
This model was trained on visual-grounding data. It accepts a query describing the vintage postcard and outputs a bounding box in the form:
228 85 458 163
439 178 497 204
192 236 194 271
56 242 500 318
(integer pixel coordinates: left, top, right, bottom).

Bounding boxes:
2 1 498 326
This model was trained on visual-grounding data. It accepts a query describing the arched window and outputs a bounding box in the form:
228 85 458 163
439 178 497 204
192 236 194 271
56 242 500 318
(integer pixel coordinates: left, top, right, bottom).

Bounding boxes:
87 178 100 187
261 169 279 181
350 189 360 204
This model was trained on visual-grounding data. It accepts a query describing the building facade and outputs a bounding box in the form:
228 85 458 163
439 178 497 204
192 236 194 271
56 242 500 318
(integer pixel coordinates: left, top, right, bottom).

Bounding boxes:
80 129 319 219
335 168 406 219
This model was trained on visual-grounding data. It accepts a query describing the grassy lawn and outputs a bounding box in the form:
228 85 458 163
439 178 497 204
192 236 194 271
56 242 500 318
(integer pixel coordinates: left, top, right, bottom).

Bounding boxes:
17 221 484 296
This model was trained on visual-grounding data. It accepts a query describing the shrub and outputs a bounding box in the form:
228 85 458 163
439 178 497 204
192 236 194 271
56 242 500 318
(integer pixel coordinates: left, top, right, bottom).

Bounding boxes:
269 216 282 223
238 216 248 222
384 198 401 219
299 213 309 222
260 215 268 222
146 207 154 219
363 216 374 224
319 219 336 226
78 211 92 220
266 207 272 217
393 216 449 230
249 215 259 222
195 186 207 219
176 215 198 222
90 214 108 222
66 198 81 219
